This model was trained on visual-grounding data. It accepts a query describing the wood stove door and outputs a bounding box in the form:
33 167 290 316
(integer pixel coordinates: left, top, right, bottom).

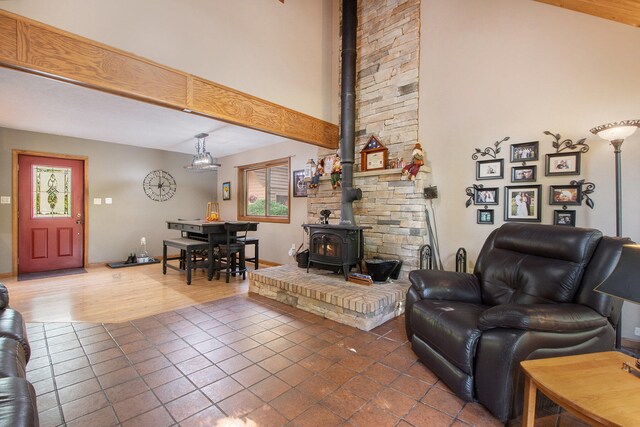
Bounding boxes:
310 233 343 263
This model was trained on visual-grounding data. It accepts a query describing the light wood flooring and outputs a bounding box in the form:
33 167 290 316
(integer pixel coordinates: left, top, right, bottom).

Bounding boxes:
3 263 249 323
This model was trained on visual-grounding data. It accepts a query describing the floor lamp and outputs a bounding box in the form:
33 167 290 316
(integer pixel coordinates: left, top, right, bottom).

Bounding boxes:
590 119 640 349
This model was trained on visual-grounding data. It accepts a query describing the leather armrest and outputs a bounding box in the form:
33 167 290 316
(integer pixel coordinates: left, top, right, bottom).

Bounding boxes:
0 284 8 310
408 270 481 304
478 303 608 332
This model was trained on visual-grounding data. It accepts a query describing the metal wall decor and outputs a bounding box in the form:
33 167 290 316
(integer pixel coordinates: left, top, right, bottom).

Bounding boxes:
471 136 509 160
571 179 596 209
543 131 589 153
143 170 176 202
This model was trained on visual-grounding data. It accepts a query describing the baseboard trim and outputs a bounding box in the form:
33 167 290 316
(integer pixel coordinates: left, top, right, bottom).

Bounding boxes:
622 338 640 350
259 260 281 267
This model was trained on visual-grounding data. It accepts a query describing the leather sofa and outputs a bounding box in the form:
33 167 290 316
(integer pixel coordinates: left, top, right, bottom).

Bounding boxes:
405 223 628 423
0 284 38 426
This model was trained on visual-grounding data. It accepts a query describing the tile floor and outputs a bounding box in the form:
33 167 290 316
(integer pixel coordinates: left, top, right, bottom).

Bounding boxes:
26 294 585 426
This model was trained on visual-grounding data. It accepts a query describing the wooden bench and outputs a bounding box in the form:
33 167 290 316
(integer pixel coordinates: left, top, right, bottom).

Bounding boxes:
162 237 210 285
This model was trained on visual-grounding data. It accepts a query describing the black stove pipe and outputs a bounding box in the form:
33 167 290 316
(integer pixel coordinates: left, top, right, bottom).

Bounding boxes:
339 0 362 225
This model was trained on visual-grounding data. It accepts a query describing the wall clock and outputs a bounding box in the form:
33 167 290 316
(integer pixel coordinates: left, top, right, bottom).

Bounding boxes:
360 135 388 172
143 170 177 201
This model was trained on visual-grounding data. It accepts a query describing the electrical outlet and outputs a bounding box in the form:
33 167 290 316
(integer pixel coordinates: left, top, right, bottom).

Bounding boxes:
634 327 640 337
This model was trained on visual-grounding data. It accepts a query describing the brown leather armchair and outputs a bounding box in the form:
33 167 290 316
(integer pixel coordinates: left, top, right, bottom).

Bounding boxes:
405 223 629 422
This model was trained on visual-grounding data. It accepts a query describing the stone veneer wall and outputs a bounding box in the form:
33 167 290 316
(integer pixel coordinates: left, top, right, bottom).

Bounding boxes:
307 0 424 279
307 168 430 279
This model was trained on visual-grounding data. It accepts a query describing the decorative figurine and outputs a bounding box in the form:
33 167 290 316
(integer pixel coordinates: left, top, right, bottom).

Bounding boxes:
331 154 342 189
309 159 324 189
402 143 424 180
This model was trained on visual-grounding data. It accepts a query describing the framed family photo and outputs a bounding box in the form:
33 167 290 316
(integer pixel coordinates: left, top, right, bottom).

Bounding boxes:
504 185 541 222
510 141 539 163
511 165 537 182
549 185 581 205
477 209 494 225
554 210 576 226
545 152 580 176
474 187 499 205
292 170 307 197
476 159 504 180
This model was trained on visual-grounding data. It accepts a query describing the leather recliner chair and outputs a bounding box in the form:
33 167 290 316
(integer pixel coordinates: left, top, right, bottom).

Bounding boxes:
405 223 628 423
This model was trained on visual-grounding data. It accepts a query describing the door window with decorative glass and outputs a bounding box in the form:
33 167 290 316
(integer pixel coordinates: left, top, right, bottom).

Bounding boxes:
33 165 72 218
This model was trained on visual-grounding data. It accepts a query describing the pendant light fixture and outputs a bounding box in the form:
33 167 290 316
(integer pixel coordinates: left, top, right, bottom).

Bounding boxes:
184 133 220 171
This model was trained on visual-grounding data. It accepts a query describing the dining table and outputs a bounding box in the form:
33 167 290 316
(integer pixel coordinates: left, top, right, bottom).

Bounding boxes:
166 220 259 281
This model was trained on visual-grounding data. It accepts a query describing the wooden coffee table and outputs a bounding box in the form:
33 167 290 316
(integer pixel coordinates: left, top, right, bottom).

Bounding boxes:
520 351 640 426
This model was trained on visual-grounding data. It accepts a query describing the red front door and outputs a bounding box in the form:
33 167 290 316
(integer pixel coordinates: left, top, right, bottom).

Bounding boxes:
18 155 85 273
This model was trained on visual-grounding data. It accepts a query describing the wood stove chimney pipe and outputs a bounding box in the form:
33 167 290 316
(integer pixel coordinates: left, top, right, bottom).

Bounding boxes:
339 0 362 225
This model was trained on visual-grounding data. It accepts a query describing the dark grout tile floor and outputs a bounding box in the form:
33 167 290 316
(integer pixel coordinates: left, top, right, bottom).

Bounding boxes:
26 293 587 426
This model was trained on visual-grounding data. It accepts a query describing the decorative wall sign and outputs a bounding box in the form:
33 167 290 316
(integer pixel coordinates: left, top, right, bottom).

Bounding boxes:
511 165 537 182
360 135 388 172
476 159 504 180
33 165 72 217
504 185 541 222
510 141 539 163
143 170 176 202
543 131 589 153
545 152 581 176
554 209 576 226
549 185 582 206
471 136 509 160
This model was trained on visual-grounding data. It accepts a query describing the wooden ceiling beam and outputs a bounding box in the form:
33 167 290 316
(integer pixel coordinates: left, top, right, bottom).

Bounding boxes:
535 0 640 28
0 9 338 149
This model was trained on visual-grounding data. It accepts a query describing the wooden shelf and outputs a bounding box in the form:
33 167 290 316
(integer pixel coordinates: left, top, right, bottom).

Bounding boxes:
304 166 431 182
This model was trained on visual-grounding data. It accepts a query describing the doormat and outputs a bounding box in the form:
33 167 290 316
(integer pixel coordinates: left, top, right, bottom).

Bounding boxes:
18 268 87 282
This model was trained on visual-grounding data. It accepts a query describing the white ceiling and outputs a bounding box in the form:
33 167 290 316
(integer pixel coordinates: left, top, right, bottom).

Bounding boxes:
0 66 292 157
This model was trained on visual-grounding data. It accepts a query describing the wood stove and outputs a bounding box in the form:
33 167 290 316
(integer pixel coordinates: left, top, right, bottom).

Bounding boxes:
302 224 369 280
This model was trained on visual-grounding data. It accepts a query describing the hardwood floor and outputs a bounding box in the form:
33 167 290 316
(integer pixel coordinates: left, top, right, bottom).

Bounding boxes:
3 263 249 323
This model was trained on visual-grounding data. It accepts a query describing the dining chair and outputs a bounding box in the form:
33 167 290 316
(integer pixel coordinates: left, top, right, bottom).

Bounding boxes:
216 222 250 283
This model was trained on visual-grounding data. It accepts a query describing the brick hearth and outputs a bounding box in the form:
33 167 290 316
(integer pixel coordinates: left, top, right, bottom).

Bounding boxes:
249 265 410 331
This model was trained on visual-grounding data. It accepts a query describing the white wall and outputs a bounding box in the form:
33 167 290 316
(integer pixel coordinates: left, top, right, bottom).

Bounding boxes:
420 0 640 338
0 0 337 122
0 128 215 273
216 141 318 265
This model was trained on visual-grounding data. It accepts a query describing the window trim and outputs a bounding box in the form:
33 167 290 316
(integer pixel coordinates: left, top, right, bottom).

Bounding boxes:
237 157 291 224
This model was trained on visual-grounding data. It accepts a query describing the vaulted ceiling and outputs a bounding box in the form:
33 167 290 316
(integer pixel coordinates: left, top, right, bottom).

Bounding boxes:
536 0 640 28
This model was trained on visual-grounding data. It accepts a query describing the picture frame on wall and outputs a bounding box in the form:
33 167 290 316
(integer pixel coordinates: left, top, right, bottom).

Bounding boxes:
222 182 231 201
511 165 537 182
476 159 504 180
510 141 539 163
504 185 541 222
477 209 494 224
549 185 582 205
474 187 499 205
545 152 581 176
292 169 307 197
554 210 576 226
